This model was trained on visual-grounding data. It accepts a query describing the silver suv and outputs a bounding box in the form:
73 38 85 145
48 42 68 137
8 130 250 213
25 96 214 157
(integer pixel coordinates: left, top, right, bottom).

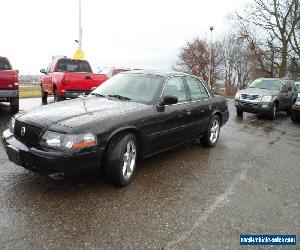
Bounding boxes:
234 78 298 119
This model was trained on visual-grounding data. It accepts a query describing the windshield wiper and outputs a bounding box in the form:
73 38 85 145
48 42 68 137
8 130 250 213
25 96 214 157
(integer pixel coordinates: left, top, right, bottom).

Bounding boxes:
90 93 105 98
107 94 131 100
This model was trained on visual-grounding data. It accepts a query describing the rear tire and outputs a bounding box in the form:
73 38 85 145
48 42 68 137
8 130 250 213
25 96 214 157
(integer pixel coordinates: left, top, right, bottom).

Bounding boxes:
54 90 64 102
103 133 138 187
236 109 243 117
201 115 221 147
286 107 292 116
10 97 19 114
291 113 299 122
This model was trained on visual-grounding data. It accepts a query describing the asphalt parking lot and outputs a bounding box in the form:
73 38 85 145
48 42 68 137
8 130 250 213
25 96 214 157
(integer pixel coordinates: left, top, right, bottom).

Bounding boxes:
0 98 299 249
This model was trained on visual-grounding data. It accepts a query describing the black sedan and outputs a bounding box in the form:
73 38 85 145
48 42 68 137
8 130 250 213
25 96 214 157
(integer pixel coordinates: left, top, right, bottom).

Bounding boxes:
1 70 229 186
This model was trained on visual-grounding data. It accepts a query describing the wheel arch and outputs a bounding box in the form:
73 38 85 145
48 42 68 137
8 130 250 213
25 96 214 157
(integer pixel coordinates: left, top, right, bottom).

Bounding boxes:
211 110 222 124
105 126 145 158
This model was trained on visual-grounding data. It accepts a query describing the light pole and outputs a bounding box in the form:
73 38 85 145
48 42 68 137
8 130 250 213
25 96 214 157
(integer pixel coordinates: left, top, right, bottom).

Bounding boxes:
79 0 82 50
74 0 84 59
208 26 214 89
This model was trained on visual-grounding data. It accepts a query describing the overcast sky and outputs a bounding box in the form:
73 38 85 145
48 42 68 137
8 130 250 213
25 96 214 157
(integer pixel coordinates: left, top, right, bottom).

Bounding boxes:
1 0 248 75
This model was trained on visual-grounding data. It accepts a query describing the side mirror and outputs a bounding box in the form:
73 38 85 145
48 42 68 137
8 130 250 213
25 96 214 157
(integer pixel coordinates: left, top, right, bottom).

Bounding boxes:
40 69 47 74
160 95 178 106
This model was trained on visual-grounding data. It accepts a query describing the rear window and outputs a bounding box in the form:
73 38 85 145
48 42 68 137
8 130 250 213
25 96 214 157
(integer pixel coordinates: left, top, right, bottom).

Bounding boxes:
56 59 92 73
0 58 12 70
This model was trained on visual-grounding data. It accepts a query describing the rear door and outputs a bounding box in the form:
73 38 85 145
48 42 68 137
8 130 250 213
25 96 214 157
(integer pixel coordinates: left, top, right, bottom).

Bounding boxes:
279 81 290 109
184 76 213 137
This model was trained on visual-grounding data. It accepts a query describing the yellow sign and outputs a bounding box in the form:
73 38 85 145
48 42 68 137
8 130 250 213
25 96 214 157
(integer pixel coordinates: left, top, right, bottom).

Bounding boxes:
74 47 85 60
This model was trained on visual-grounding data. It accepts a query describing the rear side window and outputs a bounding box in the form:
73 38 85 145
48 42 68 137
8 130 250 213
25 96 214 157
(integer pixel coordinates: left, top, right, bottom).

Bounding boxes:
164 77 187 102
56 59 92 73
0 58 12 70
186 77 210 100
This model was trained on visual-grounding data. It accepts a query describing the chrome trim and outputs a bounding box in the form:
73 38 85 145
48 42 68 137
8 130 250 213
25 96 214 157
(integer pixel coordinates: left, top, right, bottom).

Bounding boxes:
157 75 211 107
239 93 262 103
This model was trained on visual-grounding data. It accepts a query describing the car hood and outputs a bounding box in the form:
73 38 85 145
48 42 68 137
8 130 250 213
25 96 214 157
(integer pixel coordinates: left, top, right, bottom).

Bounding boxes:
239 88 279 96
17 97 149 130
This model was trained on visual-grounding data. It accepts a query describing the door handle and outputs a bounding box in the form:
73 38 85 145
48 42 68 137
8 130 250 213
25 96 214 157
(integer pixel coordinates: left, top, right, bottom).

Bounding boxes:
85 76 92 80
186 110 191 116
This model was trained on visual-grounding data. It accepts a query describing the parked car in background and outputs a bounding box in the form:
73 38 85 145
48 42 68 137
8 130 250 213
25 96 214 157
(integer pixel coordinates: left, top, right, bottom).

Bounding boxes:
99 67 130 79
2 70 229 186
40 57 107 104
0 56 19 113
291 97 300 122
234 78 298 119
295 82 300 98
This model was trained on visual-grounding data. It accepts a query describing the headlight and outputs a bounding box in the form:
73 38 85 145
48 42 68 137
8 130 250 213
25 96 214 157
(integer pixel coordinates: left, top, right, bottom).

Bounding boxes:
261 95 272 102
40 131 97 151
9 117 15 133
235 92 240 100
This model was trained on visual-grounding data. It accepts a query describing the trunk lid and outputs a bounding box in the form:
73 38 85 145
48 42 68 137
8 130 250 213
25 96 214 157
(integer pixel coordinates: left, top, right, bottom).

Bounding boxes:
63 72 107 91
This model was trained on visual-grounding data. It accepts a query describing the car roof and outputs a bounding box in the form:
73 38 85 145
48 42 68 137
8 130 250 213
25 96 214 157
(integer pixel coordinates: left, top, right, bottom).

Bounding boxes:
122 69 191 77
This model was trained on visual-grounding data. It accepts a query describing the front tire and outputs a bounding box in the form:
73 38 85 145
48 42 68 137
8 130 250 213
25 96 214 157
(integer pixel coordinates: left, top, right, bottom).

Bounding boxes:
268 103 277 120
41 90 48 105
104 133 138 187
201 115 221 147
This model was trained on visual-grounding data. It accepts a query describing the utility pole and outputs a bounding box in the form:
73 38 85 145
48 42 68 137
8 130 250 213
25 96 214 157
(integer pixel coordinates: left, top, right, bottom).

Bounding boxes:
208 26 214 89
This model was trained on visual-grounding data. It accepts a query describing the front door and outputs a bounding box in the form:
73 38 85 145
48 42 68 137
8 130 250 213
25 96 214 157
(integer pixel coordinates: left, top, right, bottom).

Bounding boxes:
151 76 190 151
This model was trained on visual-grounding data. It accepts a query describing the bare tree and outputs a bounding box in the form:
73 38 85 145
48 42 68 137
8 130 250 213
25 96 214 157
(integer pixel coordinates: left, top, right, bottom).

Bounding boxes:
220 35 256 93
235 0 300 77
175 38 222 88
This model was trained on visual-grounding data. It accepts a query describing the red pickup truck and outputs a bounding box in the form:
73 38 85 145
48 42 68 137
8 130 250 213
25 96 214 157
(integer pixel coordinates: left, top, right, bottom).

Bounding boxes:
40 57 108 103
0 56 19 113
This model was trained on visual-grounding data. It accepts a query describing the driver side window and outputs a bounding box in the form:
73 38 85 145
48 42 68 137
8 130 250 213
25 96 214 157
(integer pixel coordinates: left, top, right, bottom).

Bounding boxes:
163 77 187 102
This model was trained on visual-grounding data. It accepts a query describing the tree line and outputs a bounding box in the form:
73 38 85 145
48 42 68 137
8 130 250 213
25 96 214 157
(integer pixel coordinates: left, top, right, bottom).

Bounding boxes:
175 0 300 94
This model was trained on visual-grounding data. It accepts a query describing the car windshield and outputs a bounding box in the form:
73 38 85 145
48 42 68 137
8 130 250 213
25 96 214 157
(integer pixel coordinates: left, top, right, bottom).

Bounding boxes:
91 73 162 104
56 59 92 73
0 58 12 70
249 79 282 90
295 83 300 93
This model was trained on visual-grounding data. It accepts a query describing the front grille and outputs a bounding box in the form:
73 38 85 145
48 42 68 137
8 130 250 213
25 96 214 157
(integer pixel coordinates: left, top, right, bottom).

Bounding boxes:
14 120 43 146
240 94 261 101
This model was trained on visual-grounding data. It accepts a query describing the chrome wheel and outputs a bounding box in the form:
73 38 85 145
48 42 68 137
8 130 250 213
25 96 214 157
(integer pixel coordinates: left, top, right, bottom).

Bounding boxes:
210 120 220 144
122 140 137 179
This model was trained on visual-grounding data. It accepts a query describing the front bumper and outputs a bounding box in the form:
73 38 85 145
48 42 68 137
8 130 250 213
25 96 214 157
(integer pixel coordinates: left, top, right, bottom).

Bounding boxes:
0 89 19 101
1 130 104 178
234 100 273 114
63 90 91 99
